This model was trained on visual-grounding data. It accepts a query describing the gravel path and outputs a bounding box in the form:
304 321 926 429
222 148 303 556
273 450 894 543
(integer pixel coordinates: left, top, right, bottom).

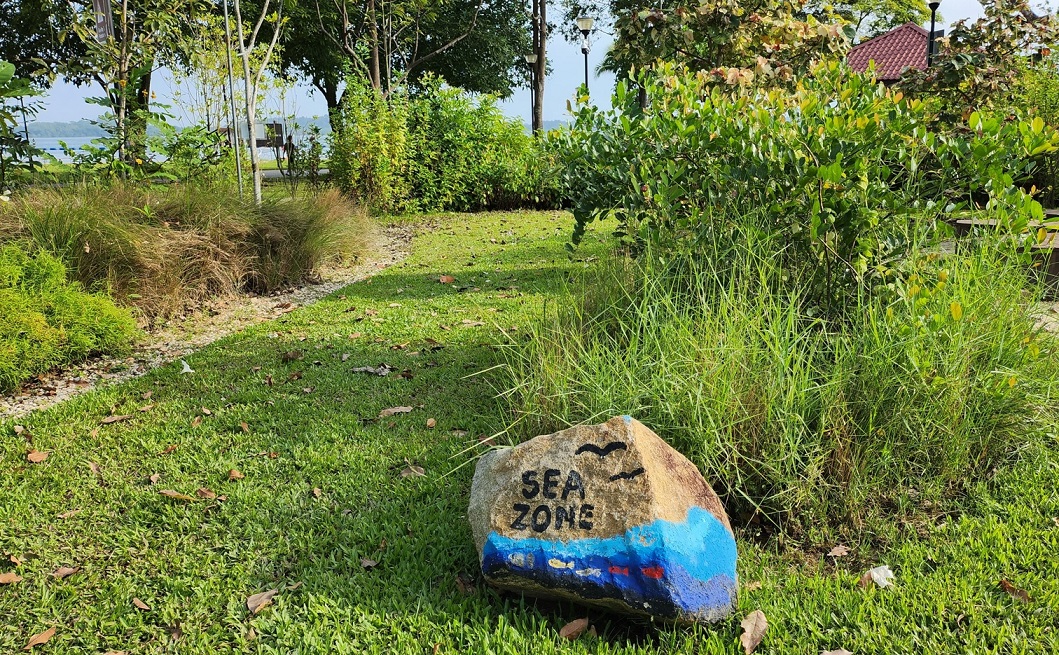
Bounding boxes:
1 225 412 419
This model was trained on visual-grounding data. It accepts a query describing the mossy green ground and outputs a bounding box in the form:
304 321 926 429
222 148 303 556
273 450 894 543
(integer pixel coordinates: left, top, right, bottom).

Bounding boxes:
2 211 1057 654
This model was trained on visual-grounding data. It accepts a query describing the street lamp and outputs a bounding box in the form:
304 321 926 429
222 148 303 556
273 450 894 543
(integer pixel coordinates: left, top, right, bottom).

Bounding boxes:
927 0 941 67
575 15 594 92
524 53 538 131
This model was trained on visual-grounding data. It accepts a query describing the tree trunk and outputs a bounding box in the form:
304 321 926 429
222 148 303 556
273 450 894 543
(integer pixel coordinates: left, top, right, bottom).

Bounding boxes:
124 67 152 161
239 38 262 203
532 0 545 134
368 0 381 90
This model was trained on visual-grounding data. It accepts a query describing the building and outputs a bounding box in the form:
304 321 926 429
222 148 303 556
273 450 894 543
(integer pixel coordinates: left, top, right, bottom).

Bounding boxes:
847 22 940 83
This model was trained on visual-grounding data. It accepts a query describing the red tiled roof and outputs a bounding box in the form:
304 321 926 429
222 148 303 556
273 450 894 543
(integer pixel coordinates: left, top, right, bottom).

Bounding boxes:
847 22 928 81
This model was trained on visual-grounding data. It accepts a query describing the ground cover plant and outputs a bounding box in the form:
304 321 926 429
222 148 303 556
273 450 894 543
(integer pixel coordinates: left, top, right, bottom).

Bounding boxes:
0 243 138 392
0 183 371 322
1 211 1057 653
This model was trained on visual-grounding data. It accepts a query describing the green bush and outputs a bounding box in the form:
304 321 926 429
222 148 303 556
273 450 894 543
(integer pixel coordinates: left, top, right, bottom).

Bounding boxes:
0 183 371 321
329 78 562 214
0 244 138 391
558 61 1059 312
503 231 1059 541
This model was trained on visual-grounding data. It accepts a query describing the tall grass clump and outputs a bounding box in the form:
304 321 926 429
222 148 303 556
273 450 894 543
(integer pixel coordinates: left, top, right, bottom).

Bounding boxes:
0 244 138 391
503 228 1059 542
0 184 371 322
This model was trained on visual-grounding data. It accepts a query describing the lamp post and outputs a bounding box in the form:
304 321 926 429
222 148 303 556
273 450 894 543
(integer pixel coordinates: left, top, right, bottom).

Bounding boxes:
575 15 594 93
524 53 538 132
927 0 941 67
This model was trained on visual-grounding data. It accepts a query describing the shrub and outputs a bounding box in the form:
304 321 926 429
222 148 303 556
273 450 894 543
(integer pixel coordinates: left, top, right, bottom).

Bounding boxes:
329 78 562 214
503 230 1059 541
0 244 138 391
558 61 1059 313
0 183 371 322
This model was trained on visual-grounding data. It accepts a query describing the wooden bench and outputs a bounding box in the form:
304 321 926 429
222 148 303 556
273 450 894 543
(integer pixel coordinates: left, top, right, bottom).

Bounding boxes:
953 218 1059 237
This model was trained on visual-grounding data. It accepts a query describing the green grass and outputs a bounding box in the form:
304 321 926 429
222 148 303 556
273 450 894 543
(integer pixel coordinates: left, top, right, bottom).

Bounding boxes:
1 211 1058 653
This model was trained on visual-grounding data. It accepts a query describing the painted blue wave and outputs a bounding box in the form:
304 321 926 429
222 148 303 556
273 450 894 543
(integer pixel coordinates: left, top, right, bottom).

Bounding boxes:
481 506 737 620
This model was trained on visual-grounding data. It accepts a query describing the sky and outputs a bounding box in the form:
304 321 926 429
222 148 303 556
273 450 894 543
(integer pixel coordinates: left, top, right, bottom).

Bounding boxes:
33 0 990 126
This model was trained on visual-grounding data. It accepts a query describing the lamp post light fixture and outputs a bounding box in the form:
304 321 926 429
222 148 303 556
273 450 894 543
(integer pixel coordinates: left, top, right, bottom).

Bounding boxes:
927 0 941 67
524 53 538 130
575 15 594 92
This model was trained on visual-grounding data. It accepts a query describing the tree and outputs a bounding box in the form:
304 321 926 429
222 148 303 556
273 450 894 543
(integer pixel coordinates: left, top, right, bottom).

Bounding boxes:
231 0 286 203
272 0 528 122
60 0 208 161
809 0 929 39
0 0 81 87
898 0 1059 124
570 1 852 85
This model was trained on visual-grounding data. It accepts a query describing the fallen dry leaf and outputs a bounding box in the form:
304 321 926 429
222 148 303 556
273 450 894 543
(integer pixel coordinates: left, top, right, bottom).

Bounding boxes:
101 414 133 425
57 509 80 519
0 572 22 584
142 391 153 400
379 406 414 418
88 461 101 476
859 565 895 589
149 473 161 484
820 649 853 655
102 651 127 655
559 618 589 640
439 275 455 284
13 425 25 435
246 588 279 614
281 350 304 363
828 545 850 558
740 609 767 654
239 421 250 433
23 627 55 650
312 487 322 498
9 554 23 566
228 469 245 481
201 407 212 416
460 319 485 327
196 488 217 500
264 374 274 386
455 572 476 595
138 404 154 412
191 416 202 428
26 450 48 463
352 364 394 377
341 353 351 362
302 387 315 394
743 581 762 592
360 558 378 570
999 579 1031 603
288 371 304 381
158 490 196 502
286 581 303 591
426 418 436 429
132 597 150 611
52 566 79 579
400 464 426 478
160 444 178 455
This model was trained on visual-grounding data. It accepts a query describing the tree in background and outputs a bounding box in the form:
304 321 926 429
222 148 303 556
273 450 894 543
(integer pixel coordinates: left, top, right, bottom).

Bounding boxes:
59 0 208 163
272 0 529 123
231 0 286 203
567 0 851 86
0 0 82 87
898 0 1059 125
808 0 929 39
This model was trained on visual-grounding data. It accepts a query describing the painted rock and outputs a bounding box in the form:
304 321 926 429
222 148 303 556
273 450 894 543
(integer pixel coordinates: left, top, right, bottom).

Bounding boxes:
468 415 737 623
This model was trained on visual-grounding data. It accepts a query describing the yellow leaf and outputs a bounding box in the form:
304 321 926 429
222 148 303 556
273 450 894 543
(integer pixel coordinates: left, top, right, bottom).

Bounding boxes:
950 302 963 321
1008 376 1017 388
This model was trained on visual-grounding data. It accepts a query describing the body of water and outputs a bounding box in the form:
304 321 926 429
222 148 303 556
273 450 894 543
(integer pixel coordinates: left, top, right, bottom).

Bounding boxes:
29 137 278 163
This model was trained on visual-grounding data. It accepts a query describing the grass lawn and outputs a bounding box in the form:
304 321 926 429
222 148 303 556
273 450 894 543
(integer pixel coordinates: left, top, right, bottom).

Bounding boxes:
2 211 1058 654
